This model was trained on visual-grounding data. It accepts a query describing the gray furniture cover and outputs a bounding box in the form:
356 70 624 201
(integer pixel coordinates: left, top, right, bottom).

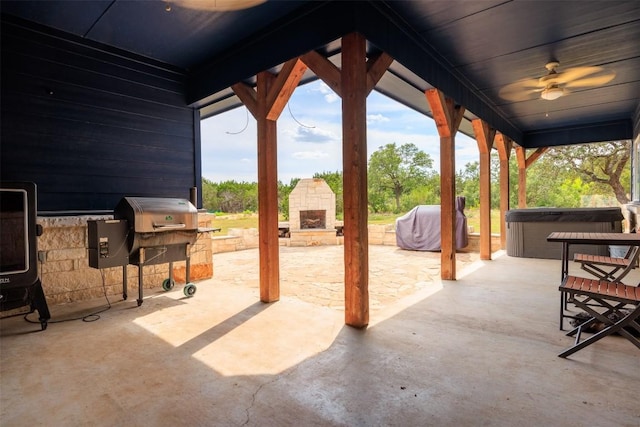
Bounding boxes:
395 197 469 251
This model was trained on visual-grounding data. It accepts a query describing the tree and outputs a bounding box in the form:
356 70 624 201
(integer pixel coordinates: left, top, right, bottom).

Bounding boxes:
201 177 219 212
368 143 435 212
314 171 344 218
456 161 480 208
523 156 577 207
202 180 258 213
541 141 631 205
401 174 440 211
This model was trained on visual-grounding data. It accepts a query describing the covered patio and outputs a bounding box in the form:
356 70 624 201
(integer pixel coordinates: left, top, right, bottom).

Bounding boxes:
1 2 639 424
1 248 638 426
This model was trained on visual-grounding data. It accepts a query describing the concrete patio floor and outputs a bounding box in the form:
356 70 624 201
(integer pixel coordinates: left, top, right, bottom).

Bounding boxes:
1 246 639 426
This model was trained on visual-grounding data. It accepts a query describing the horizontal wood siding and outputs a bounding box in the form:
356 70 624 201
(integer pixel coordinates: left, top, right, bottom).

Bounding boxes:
1 17 198 212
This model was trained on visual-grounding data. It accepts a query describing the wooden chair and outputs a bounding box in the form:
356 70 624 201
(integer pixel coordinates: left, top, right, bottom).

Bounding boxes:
558 275 640 358
573 245 640 283
559 246 640 330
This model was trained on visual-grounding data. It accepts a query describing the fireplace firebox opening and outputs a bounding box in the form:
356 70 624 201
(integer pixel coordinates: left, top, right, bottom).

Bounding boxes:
300 210 326 229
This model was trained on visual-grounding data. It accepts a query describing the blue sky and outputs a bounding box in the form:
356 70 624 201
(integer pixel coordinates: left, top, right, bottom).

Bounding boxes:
200 80 478 183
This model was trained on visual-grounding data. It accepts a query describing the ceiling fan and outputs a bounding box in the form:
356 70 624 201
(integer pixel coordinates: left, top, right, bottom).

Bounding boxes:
499 61 616 101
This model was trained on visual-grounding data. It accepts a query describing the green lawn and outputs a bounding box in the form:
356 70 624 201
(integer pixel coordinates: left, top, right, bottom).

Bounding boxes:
210 208 502 235
208 213 261 235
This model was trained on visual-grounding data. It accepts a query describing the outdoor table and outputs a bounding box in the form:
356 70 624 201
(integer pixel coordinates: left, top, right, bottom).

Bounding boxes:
546 232 640 282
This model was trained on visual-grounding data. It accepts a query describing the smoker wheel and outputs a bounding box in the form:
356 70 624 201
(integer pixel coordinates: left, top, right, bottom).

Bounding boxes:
183 283 197 297
162 278 175 291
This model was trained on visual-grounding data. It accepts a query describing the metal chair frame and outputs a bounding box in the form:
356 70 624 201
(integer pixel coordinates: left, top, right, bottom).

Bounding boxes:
573 245 640 283
558 275 640 358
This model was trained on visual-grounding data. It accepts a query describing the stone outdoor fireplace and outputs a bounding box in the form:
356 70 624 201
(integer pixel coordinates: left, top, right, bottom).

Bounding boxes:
288 178 336 246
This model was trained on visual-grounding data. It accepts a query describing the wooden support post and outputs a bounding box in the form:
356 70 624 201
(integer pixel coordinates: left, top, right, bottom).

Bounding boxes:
425 89 465 280
232 59 308 303
495 133 512 250
342 32 369 328
302 37 392 327
472 119 495 260
256 71 280 302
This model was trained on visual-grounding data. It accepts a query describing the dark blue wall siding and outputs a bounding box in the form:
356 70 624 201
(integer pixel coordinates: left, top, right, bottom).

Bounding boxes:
1 17 199 213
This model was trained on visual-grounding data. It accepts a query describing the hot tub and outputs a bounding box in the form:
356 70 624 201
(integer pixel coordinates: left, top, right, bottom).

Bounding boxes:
506 207 623 259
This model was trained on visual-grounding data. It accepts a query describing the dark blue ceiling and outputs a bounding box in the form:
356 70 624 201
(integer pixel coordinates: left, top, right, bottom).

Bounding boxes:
2 0 639 148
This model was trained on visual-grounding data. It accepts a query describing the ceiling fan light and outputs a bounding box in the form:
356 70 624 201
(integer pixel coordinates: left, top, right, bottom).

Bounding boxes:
541 87 564 100
169 0 266 11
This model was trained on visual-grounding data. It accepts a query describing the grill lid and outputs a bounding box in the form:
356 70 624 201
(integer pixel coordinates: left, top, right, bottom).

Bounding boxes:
114 197 198 233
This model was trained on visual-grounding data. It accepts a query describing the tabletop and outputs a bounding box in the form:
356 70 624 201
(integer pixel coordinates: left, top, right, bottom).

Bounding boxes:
546 232 640 246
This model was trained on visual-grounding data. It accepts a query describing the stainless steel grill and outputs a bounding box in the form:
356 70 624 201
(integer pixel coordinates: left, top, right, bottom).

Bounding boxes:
114 197 198 255
111 196 199 305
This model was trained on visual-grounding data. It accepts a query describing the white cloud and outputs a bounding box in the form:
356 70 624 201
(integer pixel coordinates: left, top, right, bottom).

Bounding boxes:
291 150 330 160
314 82 340 104
324 92 340 104
292 126 337 143
367 113 390 125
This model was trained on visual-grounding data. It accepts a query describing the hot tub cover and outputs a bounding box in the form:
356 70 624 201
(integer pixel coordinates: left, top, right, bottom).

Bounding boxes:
505 207 623 223
395 197 468 251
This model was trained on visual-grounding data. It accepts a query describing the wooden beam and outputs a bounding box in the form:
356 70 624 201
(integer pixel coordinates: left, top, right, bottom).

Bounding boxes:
366 51 393 95
301 49 392 97
300 50 342 97
425 89 465 280
495 133 512 250
342 32 369 328
524 147 549 169
448 97 465 132
231 82 258 118
471 119 495 261
515 146 527 208
266 58 308 121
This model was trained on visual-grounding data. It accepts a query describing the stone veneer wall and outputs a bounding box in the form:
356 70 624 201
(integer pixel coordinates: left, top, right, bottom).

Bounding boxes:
36 213 214 305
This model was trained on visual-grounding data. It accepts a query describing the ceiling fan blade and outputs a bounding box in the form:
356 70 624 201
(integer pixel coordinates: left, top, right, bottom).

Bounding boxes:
564 73 616 88
553 66 605 84
499 79 544 101
499 87 542 102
